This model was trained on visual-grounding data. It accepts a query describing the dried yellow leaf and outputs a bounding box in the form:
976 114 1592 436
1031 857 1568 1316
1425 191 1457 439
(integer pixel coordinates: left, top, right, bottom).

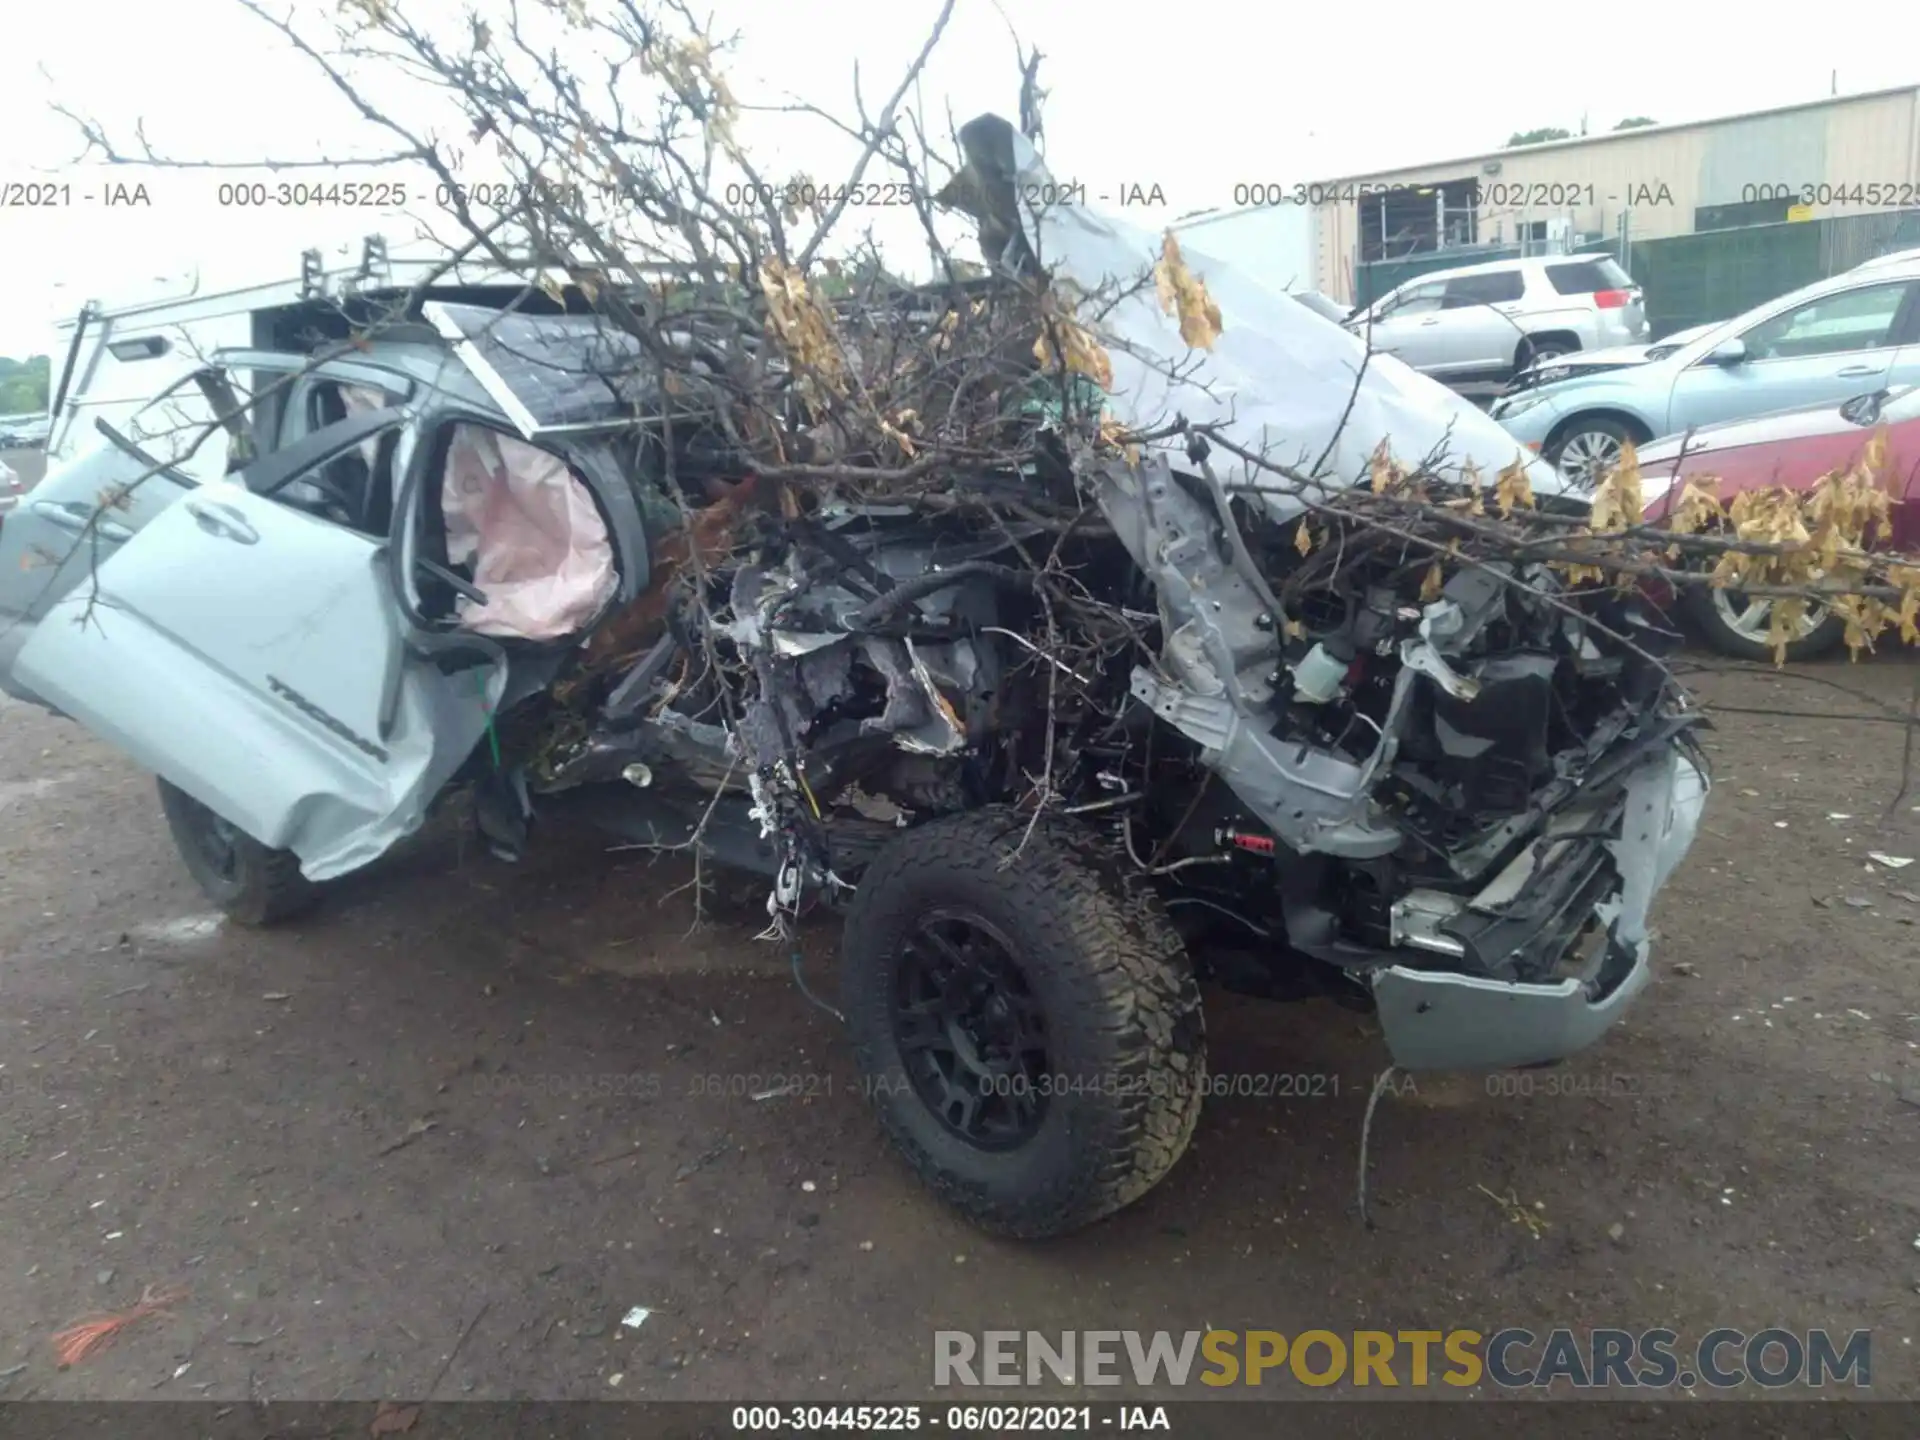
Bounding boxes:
779 176 807 227
1369 441 1396 495
1587 444 1643 533
758 257 848 413
1096 413 1141 463
1833 594 1883 659
1420 561 1444 601
1892 565 1920 644
1665 473 1724 536
878 412 917 458
1804 458 1890 562
1456 461 1485 515
1766 596 1810 667
1153 233 1223 350
1294 519 1314 556
640 35 740 149
1861 424 1889 481
1494 459 1534 517
1033 310 1114 391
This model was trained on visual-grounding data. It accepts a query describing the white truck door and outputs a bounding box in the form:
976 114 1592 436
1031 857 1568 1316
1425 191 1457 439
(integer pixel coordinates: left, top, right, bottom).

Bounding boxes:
12 407 501 882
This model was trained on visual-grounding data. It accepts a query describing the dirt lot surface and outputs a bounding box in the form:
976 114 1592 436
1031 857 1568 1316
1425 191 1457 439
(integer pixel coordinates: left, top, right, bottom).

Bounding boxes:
1 651 1917 1407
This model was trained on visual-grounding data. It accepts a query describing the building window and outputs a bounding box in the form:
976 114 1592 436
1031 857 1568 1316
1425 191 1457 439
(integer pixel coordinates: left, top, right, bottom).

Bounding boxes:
1358 178 1480 262
1695 197 1792 231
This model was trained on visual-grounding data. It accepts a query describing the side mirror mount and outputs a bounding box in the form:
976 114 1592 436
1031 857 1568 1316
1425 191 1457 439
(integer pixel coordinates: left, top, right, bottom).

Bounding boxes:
1840 389 1888 427
1708 338 1748 366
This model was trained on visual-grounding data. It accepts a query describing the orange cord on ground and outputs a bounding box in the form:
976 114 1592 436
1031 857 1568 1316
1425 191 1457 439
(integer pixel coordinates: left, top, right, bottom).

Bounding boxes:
51 1285 187 1367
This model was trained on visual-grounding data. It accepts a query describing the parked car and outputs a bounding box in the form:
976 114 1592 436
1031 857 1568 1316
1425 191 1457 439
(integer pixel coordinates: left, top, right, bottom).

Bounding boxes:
0 119 1709 1238
0 414 51 448
1492 256 1920 487
1501 321 1720 398
1636 384 1920 661
1345 254 1648 385
1852 246 1920 274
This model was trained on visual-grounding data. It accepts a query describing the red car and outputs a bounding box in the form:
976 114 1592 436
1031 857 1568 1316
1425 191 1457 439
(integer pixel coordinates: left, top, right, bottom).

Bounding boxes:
1637 384 1920 661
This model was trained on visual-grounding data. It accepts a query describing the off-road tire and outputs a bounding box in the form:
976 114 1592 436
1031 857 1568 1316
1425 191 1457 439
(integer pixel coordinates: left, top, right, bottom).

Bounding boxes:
157 778 319 927
840 806 1205 1238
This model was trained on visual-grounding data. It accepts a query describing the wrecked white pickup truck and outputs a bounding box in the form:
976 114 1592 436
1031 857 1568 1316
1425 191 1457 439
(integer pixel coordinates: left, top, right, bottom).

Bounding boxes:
0 114 1707 1238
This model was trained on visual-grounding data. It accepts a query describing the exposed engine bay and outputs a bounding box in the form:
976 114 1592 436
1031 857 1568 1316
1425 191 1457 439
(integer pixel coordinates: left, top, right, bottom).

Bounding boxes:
500 429 1709 1028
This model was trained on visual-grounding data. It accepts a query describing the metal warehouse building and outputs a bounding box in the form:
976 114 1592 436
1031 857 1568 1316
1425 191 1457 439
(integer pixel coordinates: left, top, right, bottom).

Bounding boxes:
1307 84 1920 305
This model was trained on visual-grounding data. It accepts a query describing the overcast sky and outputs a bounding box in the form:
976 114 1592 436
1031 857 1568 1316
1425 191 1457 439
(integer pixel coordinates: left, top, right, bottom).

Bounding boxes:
2 0 1914 361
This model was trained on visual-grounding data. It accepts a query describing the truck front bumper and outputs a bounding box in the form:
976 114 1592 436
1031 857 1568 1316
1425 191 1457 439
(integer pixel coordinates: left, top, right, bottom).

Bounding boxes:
1369 749 1708 1071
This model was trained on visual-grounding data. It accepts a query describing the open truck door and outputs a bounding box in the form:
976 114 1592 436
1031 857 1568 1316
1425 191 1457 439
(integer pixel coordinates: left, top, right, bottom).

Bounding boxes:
9 404 505 882
0 369 258 704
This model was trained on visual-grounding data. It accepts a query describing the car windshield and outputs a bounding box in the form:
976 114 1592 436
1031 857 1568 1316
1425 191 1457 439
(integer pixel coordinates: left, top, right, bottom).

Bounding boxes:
1645 323 1717 358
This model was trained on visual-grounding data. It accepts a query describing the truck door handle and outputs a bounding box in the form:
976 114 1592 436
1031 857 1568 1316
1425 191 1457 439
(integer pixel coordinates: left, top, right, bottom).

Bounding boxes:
1835 364 1877 377
183 498 259 545
30 498 133 544
1419 319 1440 326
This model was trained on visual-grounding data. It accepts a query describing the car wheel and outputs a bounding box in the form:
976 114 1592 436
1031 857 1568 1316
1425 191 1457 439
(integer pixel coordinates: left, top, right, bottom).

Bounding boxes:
1679 584 1848 663
156 778 319 926
1518 337 1575 367
840 806 1205 1238
1547 417 1644 488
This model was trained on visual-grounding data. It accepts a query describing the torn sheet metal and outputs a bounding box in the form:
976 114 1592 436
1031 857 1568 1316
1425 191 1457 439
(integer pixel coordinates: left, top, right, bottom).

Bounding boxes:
1096 450 1404 858
855 638 965 754
950 114 1569 519
726 545 979 760
1370 752 1708 1071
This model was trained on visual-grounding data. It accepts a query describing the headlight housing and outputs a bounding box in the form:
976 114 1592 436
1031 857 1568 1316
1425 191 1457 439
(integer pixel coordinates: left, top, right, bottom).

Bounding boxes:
1493 392 1549 421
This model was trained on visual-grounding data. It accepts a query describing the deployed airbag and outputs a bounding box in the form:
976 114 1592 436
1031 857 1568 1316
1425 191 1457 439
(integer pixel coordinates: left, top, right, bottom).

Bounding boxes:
440 423 618 640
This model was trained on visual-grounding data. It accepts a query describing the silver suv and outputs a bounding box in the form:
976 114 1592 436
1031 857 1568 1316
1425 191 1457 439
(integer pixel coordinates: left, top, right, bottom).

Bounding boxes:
1347 254 1648 384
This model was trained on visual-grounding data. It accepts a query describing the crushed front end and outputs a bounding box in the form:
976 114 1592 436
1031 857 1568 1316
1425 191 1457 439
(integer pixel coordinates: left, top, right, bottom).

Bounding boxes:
1092 449 1710 1071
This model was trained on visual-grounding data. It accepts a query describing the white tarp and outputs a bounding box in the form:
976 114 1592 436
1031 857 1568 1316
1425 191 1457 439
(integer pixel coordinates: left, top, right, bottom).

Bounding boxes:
440 423 619 640
976 118 1569 520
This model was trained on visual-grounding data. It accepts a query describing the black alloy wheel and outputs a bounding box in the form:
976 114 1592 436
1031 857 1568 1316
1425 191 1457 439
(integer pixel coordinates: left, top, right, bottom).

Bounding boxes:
890 909 1050 1150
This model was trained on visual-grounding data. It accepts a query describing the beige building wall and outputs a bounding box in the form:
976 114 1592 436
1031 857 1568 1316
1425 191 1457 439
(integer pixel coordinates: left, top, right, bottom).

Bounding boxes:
1310 87 1920 301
